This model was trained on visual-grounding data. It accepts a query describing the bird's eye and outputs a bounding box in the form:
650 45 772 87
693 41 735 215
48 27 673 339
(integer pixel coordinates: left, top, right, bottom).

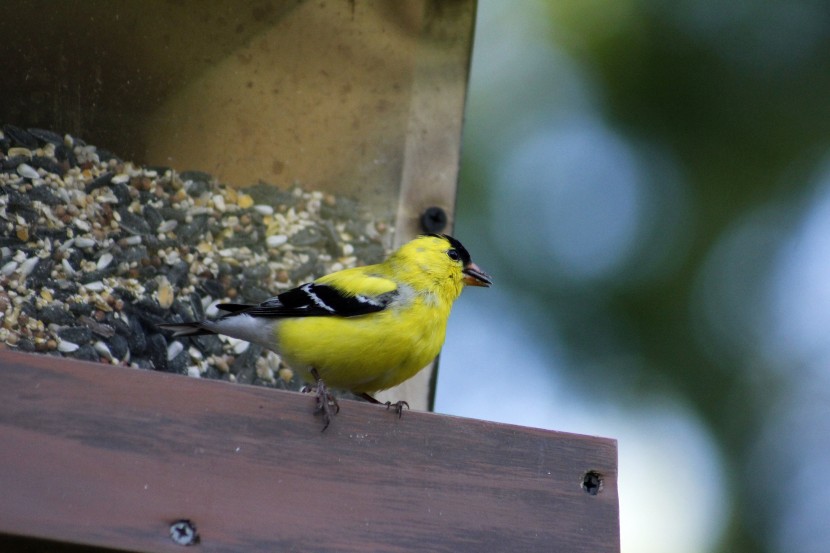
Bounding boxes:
447 249 460 261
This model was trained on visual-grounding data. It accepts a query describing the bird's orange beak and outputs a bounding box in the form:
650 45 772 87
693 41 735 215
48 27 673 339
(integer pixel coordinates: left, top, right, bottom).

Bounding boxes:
462 262 493 287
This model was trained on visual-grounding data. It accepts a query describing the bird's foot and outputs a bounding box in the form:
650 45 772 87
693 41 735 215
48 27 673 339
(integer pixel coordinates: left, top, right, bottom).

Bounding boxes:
386 400 410 418
359 393 410 419
310 368 339 432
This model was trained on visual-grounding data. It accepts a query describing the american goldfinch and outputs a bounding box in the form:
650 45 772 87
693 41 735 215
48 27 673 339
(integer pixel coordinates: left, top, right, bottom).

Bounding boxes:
159 234 492 430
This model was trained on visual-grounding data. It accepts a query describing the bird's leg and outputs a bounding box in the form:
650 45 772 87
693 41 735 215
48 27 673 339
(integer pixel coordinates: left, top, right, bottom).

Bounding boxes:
310 368 339 431
359 393 410 419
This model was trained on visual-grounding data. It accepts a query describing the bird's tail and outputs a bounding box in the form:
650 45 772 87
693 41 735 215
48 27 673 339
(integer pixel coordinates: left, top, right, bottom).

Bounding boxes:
157 322 216 338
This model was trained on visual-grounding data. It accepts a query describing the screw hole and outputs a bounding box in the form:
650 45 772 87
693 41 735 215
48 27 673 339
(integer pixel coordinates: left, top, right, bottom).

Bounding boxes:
420 206 448 233
170 519 200 546
582 470 603 495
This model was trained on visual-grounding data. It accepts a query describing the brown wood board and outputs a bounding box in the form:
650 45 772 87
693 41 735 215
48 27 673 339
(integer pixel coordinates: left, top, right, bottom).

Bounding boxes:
0 349 619 552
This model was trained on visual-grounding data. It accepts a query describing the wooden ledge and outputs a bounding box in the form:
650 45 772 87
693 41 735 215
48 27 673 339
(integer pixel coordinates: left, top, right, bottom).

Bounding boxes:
0 349 619 552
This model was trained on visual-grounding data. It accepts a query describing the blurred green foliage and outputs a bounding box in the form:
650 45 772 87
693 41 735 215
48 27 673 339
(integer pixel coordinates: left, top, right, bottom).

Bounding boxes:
459 1 830 551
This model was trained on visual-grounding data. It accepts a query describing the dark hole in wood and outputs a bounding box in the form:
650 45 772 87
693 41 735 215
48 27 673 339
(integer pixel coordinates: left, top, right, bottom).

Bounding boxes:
582 471 603 495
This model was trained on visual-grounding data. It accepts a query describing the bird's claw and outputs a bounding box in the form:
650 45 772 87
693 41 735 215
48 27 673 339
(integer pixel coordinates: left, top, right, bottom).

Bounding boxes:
314 380 339 432
384 400 409 418
310 368 339 431
359 392 409 419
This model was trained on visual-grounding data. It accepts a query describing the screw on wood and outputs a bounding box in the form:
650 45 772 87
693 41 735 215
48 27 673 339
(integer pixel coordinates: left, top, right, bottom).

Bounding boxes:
420 206 448 233
169 519 200 546
581 471 603 495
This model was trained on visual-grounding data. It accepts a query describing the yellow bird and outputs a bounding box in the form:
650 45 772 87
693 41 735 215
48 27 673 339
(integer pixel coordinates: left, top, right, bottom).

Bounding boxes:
159 234 492 429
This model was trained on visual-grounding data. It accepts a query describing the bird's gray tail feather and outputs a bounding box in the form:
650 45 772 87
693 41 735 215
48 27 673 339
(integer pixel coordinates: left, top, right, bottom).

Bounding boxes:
157 322 216 338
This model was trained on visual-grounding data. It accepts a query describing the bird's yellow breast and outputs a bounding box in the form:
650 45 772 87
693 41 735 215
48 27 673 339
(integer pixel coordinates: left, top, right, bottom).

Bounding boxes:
275 296 450 393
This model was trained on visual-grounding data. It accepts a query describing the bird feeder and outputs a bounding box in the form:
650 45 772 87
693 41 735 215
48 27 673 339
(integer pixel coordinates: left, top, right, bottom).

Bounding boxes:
2 0 479 407
0 2 619 551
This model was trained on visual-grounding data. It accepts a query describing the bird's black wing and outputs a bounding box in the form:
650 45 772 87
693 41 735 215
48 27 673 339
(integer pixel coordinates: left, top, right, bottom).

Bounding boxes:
216 283 397 319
